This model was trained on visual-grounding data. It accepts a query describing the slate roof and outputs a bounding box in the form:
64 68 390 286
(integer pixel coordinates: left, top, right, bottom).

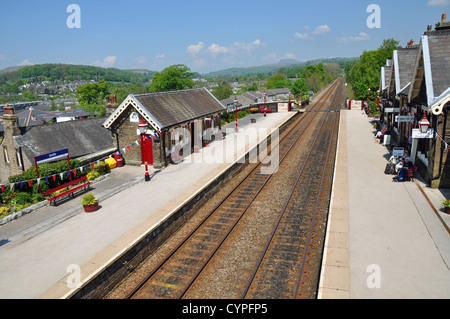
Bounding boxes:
104 87 226 131
14 117 113 163
0 108 92 133
427 30 450 98
134 88 225 128
390 47 418 95
408 28 450 113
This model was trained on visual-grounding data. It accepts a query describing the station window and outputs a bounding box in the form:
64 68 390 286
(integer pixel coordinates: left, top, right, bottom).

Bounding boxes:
3 146 10 164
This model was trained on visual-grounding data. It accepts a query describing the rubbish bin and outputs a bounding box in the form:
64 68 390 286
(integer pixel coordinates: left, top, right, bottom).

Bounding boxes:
383 135 391 145
105 157 117 169
114 151 124 167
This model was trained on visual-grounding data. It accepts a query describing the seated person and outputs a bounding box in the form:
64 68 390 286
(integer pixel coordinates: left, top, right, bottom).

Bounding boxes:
398 156 414 181
375 126 389 143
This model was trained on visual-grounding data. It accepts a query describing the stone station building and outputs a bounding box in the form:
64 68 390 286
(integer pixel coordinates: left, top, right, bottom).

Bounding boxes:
103 88 226 169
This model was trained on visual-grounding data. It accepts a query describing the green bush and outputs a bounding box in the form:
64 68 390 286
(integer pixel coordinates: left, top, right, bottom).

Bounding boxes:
81 193 98 205
94 161 111 175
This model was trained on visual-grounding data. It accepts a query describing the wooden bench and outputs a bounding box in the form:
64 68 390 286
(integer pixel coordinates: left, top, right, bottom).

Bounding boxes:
44 176 92 206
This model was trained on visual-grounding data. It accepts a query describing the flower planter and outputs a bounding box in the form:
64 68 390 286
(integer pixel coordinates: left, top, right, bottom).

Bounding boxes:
445 206 450 214
251 118 256 123
83 202 99 213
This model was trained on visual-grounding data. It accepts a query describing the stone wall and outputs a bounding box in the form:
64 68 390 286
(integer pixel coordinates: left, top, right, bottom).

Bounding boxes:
0 106 25 182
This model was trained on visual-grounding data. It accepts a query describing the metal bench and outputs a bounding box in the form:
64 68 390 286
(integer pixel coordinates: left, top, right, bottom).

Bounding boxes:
44 176 91 206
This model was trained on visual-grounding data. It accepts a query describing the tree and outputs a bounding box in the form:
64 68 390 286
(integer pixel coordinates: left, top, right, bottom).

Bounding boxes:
378 38 401 57
291 78 308 98
76 80 110 105
212 81 233 100
149 64 195 92
346 38 401 100
266 74 291 89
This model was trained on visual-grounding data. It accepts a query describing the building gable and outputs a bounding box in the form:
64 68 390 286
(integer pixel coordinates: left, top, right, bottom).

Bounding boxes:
103 87 225 131
409 32 450 114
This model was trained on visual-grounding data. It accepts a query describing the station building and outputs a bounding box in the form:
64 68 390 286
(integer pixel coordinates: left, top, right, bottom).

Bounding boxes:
102 87 226 168
379 13 450 187
0 105 113 182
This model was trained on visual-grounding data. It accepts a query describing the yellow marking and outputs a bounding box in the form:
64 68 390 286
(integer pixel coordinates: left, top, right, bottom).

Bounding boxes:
151 281 178 289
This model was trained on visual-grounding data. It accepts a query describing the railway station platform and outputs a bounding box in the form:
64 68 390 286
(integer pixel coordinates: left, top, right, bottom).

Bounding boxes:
318 108 450 299
0 111 297 299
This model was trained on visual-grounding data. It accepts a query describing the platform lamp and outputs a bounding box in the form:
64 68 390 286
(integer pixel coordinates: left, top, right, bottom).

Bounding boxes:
418 113 431 134
263 90 267 117
376 89 380 112
234 96 238 132
138 118 151 181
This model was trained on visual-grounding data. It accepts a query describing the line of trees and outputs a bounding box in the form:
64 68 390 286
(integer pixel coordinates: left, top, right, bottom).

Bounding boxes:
346 38 401 100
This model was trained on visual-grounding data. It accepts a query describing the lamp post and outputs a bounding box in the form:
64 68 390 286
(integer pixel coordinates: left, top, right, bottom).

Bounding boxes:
418 113 431 134
377 89 380 112
263 90 267 117
288 89 291 111
138 119 151 181
234 96 238 132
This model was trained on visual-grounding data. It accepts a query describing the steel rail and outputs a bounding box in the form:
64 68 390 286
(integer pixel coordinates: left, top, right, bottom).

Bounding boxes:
126 98 320 299
176 80 341 299
126 79 340 299
240 81 340 299
294 107 339 298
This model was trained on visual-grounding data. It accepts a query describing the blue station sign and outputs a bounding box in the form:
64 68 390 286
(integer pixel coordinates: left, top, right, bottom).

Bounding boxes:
35 148 69 164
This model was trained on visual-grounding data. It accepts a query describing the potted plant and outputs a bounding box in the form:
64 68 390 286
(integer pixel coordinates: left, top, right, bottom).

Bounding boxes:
193 145 200 153
81 193 99 213
442 199 450 214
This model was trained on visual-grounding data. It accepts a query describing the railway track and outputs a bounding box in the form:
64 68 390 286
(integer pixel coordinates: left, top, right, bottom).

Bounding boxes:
120 78 345 299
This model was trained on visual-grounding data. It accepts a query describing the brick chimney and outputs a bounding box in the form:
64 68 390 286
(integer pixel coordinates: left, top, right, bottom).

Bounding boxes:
434 12 450 31
2 104 21 136
106 94 118 117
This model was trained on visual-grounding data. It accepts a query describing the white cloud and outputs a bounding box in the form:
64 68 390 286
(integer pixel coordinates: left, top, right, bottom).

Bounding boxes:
428 0 450 6
0 54 6 61
336 32 370 43
294 32 309 40
313 24 331 35
19 59 34 66
155 54 165 59
208 43 230 55
232 39 265 52
206 39 265 56
186 42 205 55
95 56 117 68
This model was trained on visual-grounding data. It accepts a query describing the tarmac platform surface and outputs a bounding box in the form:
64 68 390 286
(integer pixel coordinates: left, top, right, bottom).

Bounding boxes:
318 109 450 299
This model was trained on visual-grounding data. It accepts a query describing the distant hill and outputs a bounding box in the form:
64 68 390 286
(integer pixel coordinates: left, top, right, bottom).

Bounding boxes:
0 64 156 86
203 57 359 78
0 65 26 75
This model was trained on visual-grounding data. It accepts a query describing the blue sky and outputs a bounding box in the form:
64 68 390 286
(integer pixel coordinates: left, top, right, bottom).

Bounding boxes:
0 0 448 74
